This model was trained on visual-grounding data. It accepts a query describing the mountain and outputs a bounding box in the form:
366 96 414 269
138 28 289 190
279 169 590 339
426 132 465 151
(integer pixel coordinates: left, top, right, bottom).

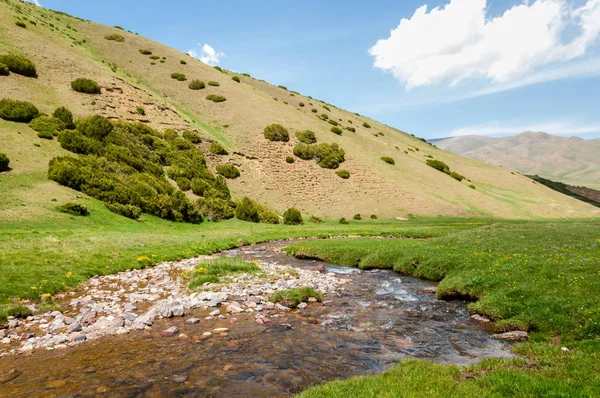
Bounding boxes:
1 0 598 221
436 132 600 189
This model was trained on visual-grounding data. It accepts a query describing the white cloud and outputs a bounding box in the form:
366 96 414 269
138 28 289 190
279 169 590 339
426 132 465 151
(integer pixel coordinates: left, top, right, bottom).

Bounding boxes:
433 120 600 139
24 0 41 6
370 0 600 90
188 44 225 66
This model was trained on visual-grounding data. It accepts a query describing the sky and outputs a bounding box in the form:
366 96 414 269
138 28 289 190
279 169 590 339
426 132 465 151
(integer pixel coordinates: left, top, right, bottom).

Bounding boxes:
28 0 600 139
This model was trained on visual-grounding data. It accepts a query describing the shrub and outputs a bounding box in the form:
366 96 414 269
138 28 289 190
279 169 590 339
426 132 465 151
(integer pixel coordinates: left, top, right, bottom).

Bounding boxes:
56 202 89 216
139 49 152 55
285 156 295 164
170 72 186 81
0 63 8 76
105 34 125 42
36 130 53 139
208 81 220 86
29 115 64 137
264 124 289 142
299 102 305 107
216 164 240 179
0 98 39 122
15 21 27 28
71 78 101 94
232 76 240 83
209 142 228 155
235 197 260 223
450 171 465 181
257 204 279 224
469 184 476 189
381 156 395 165
76 115 113 140
313 143 345 169
0 153 10 172
283 207 303 225
293 143 314 160
336 169 350 179
362 122 371 128
175 177 191 191
106 202 141 219
370 214 377 219
53 107 75 129
426 159 450 174
136 106 145 115
345 127 356 133
188 80 205 90
311 108 318 113
308 216 323 223
272 287 321 308
295 130 317 144
331 127 342 135
0 54 37 77
182 130 201 143
339 217 349 224
206 94 226 102
322 105 331 112
213 66 223 72
196 197 235 221
57 130 102 154
328 120 338 126
321 113 329 120
353 213 362 220
278 85 287 90
150 55 160 60
180 60 187 65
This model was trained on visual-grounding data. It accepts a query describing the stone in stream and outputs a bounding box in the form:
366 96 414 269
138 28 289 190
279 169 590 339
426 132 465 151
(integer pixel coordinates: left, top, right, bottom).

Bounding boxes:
159 301 185 318
416 287 437 295
491 331 529 341
213 328 229 333
161 326 179 337
297 302 308 309
209 309 220 317
132 309 157 330
185 318 200 325
68 323 83 333
80 311 97 327
471 314 490 323
308 297 318 302
7 320 19 328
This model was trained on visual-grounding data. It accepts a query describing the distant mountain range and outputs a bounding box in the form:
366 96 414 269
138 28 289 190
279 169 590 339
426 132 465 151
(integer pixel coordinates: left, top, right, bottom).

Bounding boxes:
435 132 600 189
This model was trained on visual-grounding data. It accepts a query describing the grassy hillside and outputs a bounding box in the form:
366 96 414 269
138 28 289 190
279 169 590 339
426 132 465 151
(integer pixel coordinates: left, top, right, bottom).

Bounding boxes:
1 0 598 222
437 132 600 190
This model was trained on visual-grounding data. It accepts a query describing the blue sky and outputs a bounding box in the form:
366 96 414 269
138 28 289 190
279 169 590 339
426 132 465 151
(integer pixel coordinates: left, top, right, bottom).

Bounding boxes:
31 0 600 139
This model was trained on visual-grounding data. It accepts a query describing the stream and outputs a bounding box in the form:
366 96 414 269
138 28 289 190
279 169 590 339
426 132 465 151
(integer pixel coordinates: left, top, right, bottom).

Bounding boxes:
0 240 510 397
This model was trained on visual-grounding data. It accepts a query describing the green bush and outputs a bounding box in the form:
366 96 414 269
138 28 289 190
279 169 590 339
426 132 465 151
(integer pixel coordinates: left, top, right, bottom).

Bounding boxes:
196 197 235 221
0 98 39 122
36 130 53 139
29 115 64 137
450 171 465 181
71 78 101 94
209 142 228 155
182 130 201 143
321 113 329 120
370 214 377 219
293 143 314 160
339 217 349 224
106 202 141 219
180 60 187 65
232 76 240 83
206 94 226 102
257 203 279 224
170 72 186 81
308 216 323 223
381 156 395 165
105 34 125 42
57 130 102 154
139 49 152 55
278 85 287 90
295 130 317 144
56 202 89 216
188 80 205 90
175 177 191 191
328 120 338 126
272 287 321 308
345 127 356 133
0 153 10 172
322 105 331 112
311 108 318 113
299 102 305 107
313 143 345 169
208 81 220 86
76 115 113 140
216 164 240 179
235 196 260 223
285 156 295 164
264 124 289 142
136 106 145 115
283 207 303 225
0 63 8 76
331 127 342 135
53 107 75 129
15 21 27 28
426 159 450 173
0 54 37 77
353 213 362 220
213 66 223 72
362 122 371 128
336 169 350 179
150 55 160 60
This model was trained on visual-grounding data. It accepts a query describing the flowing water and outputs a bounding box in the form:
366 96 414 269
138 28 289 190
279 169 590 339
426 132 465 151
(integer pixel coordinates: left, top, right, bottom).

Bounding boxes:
0 241 510 397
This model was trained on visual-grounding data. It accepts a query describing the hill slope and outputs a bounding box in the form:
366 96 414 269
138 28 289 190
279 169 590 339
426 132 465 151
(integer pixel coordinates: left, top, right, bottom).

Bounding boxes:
436 132 600 189
1 0 598 220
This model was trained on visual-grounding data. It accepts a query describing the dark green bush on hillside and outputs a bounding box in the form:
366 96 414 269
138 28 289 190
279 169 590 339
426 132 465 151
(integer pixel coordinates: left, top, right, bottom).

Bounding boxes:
0 54 37 77
53 107 75 129
56 202 89 216
208 81 220 86
450 171 465 181
353 213 362 220
76 115 113 140
313 143 345 169
295 130 317 144
150 55 160 60
188 80 205 90
216 164 240 179
235 197 260 223
206 94 226 102
339 217 349 224
209 142 228 155
322 105 331 112
0 98 39 122
381 156 395 165
0 153 10 172
283 207 303 225
370 214 377 219
362 122 371 128
285 156 294 164
175 177 191 191
426 159 450 173
105 33 125 42
139 49 152 55
71 78 101 94
293 143 314 160
299 102 305 107
0 63 8 76
29 116 65 138
264 124 289 142
136 106 145 115
321 113 329 120
170 72 187 81
345 127 356 133
331 127 342 135
336 169 350 179
106 202 141 220
328 120 338 126
311 108 318 113
213 66 223 72
232 76 240 83
182 130 202 143
180 60 187 65
196 197 235 221
15 21 27 28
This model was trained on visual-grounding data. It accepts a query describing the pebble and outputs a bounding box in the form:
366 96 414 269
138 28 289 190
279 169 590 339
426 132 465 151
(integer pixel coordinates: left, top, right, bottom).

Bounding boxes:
202 332 212 337
161 326 179 337
297 302 308 309
491 331 529 341
185 318 200 325
213 328 229 333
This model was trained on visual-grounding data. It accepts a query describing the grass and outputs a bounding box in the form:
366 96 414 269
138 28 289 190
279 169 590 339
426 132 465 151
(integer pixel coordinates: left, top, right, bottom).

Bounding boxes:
271 287 322 308
187 256 259 288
